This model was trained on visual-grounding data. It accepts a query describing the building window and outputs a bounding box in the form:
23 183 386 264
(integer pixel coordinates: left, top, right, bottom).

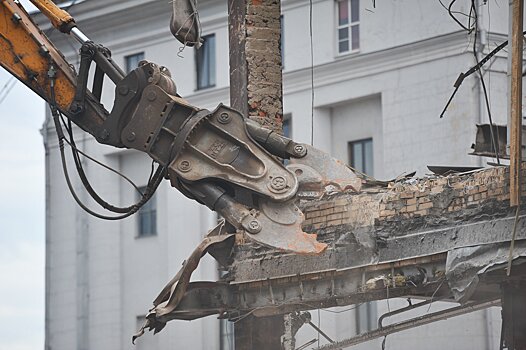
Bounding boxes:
125 52 144 73
282 114 292 138
336 0 359 54
137 187 156 237
196 34 216 90
355 302 377 334
348 138 373 176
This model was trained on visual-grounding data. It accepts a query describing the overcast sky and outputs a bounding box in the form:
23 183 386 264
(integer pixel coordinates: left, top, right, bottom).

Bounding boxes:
0 2 45 349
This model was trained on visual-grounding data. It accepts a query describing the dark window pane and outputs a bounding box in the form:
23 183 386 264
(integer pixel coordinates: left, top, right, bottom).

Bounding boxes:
351 0 359 22
150 211 156 236
208 35 216 85
282 117 291 138
196 34 216 89
338 0 348 25
349 138 373 176
125 52 144 73
364 139 373 176
137 187 157 237
339 39 349 53
338 27 349 40
352 142 363 172
351 25 360 50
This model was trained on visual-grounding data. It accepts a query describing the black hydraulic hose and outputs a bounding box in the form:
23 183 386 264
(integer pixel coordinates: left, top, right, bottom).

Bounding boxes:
48 67 164 220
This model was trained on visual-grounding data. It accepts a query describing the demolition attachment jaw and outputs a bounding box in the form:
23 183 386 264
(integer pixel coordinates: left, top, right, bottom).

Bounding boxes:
105 62 361 254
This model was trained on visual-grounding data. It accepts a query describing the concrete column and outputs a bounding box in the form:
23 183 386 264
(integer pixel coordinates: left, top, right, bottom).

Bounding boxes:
228 1 287 348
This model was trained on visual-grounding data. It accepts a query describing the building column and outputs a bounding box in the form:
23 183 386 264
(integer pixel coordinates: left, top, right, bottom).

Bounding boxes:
228 0 283 132
228 0 286 349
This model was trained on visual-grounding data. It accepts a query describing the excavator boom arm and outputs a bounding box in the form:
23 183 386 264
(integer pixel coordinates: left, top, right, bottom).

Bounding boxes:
0 0 107 140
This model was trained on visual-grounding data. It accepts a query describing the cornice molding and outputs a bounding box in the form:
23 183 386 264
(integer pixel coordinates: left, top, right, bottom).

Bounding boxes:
283 30 483 96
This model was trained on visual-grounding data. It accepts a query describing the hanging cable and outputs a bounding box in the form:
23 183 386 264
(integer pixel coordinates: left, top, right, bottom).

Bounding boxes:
447 0 475 32
438 0 473 19
58 115 143 195
470 0 501 165
47 64 165 220
440 3 526 163
61 115 148 213
439 31 526 118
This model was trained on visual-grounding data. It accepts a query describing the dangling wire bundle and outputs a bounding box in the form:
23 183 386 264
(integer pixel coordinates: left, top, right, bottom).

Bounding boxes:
439 1 526 165
47 64 165 220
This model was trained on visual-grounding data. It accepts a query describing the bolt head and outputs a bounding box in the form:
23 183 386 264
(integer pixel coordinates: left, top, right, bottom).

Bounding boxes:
147 91 157 101
218 112 231 124
126 132 136 142
178 160 192 172
293 144 307 157
269 175 287 192
247 219 261 234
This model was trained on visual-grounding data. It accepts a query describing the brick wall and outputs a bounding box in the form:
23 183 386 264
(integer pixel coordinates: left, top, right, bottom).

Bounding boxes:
246 0 283 132
229 0 283 133
301 165 520 243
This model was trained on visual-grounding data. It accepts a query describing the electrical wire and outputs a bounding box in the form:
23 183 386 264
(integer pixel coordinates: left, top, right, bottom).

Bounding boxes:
440 2 526 164
58 115 143 195
447 0 475 32
440 31 526 118
470 0 501 165
438 0 473 18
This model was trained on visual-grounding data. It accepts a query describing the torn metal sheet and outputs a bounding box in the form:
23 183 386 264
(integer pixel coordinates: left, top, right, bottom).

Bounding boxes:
427 165 482 176
133 221 234 343
446 241 526 303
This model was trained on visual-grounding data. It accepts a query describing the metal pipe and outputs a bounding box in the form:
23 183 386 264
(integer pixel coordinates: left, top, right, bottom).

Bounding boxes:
377 299 434 329
296 339 317 350
308 321 335 344
70 27 90 44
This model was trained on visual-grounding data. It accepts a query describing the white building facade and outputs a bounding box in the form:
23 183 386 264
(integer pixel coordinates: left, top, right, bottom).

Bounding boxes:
42 0 511 349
